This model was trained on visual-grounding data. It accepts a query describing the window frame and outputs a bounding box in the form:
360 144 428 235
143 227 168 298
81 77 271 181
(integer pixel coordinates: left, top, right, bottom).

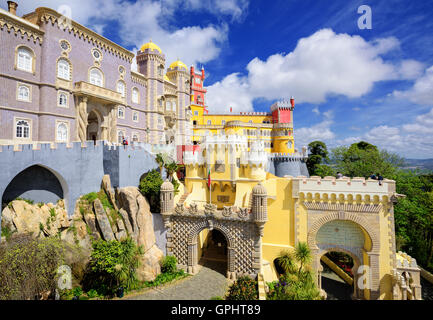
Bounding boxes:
132 111 139 122
57 58 71 81
131 87 140 104
57 90 69 108
117 106 125 119
55 120 69 143
16 83 31 102
89 67 104 87
16 46 35 73
14 117 32 140
117 80 126 98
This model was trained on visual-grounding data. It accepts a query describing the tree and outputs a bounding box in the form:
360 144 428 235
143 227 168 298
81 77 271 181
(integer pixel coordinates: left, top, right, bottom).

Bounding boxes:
294 242 312 275
139 169 164 212
307 141 334 177
276 250 296 275
155 153 165 177
332 142 404 179
164 162 178 182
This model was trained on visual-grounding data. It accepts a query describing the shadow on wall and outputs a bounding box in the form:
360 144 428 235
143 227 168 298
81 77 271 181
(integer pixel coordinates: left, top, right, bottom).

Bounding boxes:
2 165 64 206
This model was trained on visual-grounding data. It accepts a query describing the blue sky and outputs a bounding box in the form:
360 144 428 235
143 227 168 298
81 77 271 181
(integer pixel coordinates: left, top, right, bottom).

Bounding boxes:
4 0 433 158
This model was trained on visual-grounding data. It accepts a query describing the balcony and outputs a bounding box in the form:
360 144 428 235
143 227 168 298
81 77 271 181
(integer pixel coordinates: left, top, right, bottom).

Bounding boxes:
74 81 124 105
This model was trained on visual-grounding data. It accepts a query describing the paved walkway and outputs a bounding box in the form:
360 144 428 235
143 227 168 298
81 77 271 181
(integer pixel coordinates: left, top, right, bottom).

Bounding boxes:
124 259 230 300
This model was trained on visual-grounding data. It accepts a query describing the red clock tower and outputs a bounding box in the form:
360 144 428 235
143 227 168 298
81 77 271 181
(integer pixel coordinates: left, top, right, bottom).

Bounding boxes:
190 66 208 112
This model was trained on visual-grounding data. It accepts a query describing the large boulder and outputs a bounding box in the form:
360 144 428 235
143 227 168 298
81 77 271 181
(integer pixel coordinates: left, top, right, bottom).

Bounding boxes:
93 198 115 241
117 187 164 281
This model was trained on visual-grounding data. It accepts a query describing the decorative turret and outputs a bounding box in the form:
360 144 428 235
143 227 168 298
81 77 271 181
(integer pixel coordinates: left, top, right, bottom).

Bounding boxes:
160 179 174 214
252 182 268 237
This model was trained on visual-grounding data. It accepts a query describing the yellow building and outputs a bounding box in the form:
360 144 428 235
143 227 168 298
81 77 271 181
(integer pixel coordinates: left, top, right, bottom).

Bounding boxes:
160 133 422 300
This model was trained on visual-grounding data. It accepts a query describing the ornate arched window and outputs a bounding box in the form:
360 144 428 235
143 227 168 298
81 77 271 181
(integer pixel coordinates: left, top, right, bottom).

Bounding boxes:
166 101 172 111
57 122 68 142
57 59 71 80
132 111 138 122
132 87 139 104
89 68 103 87
17 47 33 72
118 106 125 119
16 120 30 138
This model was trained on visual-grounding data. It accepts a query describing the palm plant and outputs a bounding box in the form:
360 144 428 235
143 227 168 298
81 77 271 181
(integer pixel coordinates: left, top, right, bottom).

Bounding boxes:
294 242 312 275
155 153 165 177
276 250 296 275
164 162 179 182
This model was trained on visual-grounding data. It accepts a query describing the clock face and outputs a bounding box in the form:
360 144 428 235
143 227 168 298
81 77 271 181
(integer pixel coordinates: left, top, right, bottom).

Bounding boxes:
60 41 69 51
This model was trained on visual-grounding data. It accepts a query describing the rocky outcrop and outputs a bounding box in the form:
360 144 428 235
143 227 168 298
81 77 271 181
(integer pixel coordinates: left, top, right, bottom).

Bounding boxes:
1 176 164 282
1 200 70 238
117 187 164 281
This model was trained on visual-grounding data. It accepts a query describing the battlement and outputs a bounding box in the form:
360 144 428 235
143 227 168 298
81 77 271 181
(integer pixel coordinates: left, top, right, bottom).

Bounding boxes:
238 112 271 116
293 175 397 200
270 99 294 112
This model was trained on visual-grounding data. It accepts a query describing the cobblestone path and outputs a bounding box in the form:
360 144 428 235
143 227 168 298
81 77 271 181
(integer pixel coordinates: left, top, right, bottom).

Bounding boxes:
124 259 230 300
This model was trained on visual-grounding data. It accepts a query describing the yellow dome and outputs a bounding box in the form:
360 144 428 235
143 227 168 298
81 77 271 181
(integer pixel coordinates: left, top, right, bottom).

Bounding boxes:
140 40 162 54
169 60 187 71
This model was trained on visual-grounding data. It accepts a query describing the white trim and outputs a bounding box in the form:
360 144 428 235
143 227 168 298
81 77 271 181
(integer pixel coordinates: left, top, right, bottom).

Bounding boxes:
57 90 69 108
117 105 125 119
16 82 32 102
55 120 70 143
14 116 32 141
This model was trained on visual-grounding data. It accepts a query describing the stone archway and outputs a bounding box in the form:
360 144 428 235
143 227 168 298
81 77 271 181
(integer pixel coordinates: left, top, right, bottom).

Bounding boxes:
87 109 101 141
165 209 262 281
307 211 381 299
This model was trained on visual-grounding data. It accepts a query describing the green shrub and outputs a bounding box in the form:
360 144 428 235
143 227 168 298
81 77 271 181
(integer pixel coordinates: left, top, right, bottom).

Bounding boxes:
82 192 98 203
211 296 224 300
1 226 15 241
86 289 100 299
139 169 163 212
82 238 143 297
0 234 65 300
143 270 186 288
266 271 322 300
226 276 258 300
161 255 177 274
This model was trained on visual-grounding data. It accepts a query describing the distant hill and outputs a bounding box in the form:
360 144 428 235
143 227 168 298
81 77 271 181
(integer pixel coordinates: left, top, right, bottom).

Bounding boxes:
402 159 433 172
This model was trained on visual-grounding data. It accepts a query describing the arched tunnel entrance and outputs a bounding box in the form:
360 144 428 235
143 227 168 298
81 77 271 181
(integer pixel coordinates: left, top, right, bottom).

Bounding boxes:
320 251 355 300
197 229 228 276
1 165 64 210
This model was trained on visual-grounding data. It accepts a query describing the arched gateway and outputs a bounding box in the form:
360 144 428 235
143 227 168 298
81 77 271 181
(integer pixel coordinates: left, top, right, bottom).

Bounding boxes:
160 180 268 280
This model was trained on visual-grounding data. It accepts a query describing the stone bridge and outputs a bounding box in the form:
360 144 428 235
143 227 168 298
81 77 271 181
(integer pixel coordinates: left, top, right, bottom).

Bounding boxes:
0 141 159 222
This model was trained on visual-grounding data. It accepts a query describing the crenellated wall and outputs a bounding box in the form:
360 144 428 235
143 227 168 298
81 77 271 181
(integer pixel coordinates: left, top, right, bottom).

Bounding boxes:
0 141 159 219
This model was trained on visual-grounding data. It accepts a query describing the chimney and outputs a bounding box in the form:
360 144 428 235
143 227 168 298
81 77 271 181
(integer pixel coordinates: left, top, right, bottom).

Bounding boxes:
7 1 18 15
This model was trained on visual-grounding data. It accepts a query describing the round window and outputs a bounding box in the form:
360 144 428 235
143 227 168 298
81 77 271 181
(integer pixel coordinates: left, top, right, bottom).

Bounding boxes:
60 40 70 51
92 49 101 60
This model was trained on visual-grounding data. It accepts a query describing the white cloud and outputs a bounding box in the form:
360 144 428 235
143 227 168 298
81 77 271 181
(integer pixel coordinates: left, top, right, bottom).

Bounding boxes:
393 65 433 105
333 108 433 158
295 111 335 149
207 29 405 113
312 106 320 115
5 0 234 68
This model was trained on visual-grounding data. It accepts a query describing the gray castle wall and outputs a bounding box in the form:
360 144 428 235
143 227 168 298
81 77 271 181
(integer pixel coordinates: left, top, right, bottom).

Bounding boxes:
0 141 159 221
152 213 167 255
267 155 310 178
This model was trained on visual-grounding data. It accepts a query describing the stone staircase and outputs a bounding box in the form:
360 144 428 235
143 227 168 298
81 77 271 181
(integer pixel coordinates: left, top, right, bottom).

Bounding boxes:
179 192 190 205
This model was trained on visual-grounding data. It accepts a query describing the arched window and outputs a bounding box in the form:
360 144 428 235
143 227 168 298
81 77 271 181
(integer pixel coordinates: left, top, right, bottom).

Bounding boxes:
16 120 30 138
207 120 211 125
57 123 68 142
133 134 138 142
57 59 71 80
118 131 125 144
158 65 164 76
17 85 30 101
58 92 68 107
89 68 103 87
132 111 138 122
117 81 126 97
118 106 125 119
17 47 33 72
132 88 139 104
172 101 177 110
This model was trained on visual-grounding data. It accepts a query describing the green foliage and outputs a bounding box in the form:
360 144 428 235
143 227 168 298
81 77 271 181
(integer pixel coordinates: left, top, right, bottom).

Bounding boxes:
86 289 100 299
332 142 404 179
139 169 164 213
172 177 180 195
142 270 186 288
211 296 224 300
392 171 433 272
307 141 332 177
1 226 15 241
226 276 258 300
49 208 56 218
14 197 34 205
82 238 143 297
82 192 98 203
267 271 322 300
0 234 65 300
161 255 177 274
269 242 321 300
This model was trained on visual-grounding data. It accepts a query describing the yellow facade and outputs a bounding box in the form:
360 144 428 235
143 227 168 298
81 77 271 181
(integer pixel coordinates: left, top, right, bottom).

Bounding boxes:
190 103 295 154
175 134 417 300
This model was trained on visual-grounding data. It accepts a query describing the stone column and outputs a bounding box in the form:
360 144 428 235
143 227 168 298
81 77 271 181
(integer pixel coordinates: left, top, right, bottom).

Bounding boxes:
368 252 381 300
109 106 117 143
187 242 198 275
77 97 88 142
227 246 236 280
310 247 320 287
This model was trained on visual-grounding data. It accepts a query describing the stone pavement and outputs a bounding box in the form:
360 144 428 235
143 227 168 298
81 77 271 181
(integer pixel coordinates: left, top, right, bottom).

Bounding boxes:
124 259 230 300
